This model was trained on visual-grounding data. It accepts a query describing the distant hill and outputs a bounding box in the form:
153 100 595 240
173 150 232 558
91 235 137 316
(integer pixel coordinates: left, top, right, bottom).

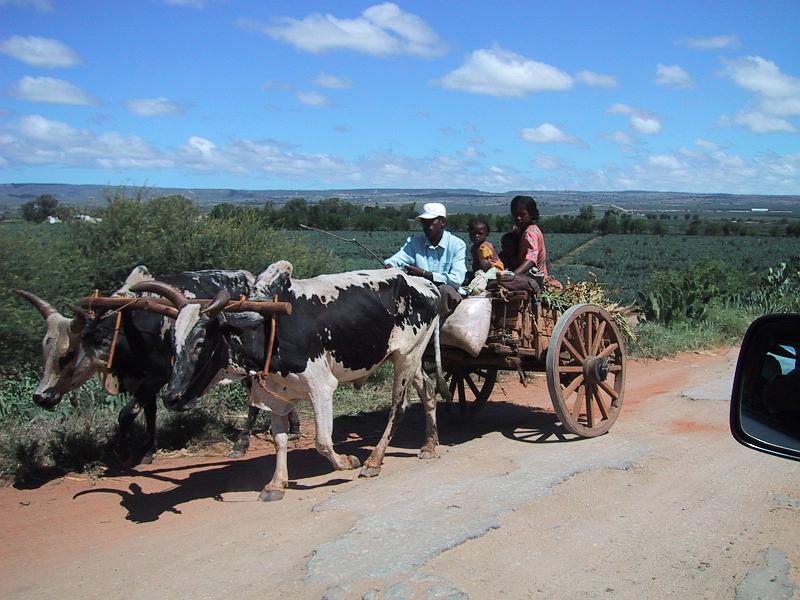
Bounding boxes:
1 183 798 217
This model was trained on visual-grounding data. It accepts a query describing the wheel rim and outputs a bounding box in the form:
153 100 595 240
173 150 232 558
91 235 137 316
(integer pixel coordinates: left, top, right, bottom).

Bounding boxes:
546 304 625 437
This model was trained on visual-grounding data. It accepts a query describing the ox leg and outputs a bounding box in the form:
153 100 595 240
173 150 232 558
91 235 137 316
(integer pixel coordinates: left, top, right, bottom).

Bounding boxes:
414 368 439 460
230 404 261 459
116 397 142 466
139 392 158 464
360 367 414 478
259 412 289 502
288 408 301 440
310 386 360 472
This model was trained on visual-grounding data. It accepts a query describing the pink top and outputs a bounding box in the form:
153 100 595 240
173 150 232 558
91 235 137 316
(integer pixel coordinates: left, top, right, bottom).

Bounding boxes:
518 224 548 276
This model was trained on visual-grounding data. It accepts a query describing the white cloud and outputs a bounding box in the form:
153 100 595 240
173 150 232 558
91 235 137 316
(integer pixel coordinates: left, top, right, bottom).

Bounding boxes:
733 110 796 133
520 123 577 144
721 56 800 133
3 115 170 168
441 47 573 97
608 103 662 135
576 70 619 88
0 0 53 11
244 3 446 57
722 56 800 101
533 155 561 170
0 36 80 67
655 64 693 88
313 72 352 89
297 91 329 107
694 138 719 151
678 34 740 50
10 76 96 105
648 155 682 170
630 115 662 134
126 97 184 116
608 103 634 115
607 130 638 147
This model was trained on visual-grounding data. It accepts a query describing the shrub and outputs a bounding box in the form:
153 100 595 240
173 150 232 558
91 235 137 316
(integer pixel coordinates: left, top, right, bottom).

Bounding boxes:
637 260 749 324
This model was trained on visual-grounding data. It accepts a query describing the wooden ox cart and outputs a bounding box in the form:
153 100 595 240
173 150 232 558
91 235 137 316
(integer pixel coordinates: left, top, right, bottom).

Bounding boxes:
429 281 626 438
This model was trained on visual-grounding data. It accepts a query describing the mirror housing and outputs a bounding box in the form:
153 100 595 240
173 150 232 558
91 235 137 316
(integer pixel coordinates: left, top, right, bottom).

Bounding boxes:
730 313 800 461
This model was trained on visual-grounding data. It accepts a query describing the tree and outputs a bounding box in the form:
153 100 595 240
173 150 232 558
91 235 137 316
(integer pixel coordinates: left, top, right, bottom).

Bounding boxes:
21 194 60 223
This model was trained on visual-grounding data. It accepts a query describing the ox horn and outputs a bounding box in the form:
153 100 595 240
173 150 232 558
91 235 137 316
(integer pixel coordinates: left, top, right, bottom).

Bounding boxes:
130 281 188 309
202 289 231 319
12 288 58 320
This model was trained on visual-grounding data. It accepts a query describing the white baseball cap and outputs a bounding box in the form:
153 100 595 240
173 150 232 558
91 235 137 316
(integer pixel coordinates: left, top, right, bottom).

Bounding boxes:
416 202 447 220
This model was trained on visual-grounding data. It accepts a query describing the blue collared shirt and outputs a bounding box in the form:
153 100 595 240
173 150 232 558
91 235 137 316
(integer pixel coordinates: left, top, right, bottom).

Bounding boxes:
385 230 467 291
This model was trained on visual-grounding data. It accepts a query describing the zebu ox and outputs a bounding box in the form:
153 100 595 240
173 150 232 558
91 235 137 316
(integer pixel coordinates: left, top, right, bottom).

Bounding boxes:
13 266 257 465
134 261 445 501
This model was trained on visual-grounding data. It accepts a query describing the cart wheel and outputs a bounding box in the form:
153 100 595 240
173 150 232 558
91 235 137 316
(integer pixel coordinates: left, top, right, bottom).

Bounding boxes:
443 367 498 415
546 303 625 437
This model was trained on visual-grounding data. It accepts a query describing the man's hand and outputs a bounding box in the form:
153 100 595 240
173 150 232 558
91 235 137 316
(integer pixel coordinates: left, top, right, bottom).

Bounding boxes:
405 265 429 279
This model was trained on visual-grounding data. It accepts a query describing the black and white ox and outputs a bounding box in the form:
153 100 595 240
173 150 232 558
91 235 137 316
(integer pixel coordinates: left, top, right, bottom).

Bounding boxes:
13 266 259 465
136 261 445 501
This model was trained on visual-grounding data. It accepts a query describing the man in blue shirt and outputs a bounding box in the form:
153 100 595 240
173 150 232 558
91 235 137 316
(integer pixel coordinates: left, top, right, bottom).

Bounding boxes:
384 202 467 318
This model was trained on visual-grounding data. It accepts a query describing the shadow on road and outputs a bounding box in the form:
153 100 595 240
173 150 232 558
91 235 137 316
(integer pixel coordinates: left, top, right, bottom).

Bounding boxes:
70 400 582 523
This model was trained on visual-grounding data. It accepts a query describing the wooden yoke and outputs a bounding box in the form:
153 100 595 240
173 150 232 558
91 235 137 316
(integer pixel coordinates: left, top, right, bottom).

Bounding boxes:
78 296 293 318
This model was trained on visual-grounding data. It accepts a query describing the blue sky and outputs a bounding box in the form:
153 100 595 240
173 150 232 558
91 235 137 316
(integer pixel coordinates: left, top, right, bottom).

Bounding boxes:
1 0 798 194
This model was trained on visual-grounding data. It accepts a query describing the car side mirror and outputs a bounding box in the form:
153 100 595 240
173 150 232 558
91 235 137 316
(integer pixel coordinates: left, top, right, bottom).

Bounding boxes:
730 313 800 461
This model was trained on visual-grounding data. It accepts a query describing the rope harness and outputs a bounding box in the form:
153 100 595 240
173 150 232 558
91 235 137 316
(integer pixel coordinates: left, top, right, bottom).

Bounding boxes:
256 297 280 391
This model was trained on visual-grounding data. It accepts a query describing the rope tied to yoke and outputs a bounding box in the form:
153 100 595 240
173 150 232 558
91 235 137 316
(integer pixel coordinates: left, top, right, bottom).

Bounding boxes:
256 296 280 391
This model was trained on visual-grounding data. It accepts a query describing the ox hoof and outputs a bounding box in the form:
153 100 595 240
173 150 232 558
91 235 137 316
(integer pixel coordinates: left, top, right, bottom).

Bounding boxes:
348 455 361 469
258 489 285 502
288 432 301 441
418 448 436 460
228 449 245 459
140 452 154 465
359 465 382 478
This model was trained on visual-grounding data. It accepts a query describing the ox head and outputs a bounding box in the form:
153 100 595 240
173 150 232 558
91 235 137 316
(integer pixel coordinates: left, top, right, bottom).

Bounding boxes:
131 280 231 411
13 289 101 408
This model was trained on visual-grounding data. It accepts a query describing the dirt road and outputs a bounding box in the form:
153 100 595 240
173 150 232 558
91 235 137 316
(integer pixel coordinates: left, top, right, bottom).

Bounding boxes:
1 348 798 599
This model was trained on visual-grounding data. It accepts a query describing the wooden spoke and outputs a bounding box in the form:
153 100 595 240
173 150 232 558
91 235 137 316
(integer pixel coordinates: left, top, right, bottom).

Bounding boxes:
558 366 584 373
591 320 607 355
585 385 594 428
464 372 482 398
598 379 619 402
571 387 585 417
571 320 588 356
563 374 585 399
585 314 593 356
562 337 585 362
607 364 623 372
593 388 609 420
433 366 498 417
597 342 620 359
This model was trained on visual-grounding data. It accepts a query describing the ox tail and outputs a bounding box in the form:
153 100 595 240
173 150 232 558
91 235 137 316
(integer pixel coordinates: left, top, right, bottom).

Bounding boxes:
433 317 452 404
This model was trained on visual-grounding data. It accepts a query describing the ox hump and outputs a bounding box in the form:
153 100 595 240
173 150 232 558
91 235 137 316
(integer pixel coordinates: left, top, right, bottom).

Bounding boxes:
255 261 294 298
114 265 153 297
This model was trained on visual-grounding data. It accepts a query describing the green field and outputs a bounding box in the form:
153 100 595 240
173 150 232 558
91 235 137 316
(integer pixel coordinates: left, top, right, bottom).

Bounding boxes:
287 230 800 303
554 235 800 302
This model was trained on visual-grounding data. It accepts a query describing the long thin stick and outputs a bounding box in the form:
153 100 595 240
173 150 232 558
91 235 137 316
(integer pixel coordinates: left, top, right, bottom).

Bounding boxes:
299 224 385 266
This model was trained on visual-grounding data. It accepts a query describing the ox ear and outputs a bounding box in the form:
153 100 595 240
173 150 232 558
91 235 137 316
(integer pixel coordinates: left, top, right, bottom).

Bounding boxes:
256 260 293 297
68 304 88 334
